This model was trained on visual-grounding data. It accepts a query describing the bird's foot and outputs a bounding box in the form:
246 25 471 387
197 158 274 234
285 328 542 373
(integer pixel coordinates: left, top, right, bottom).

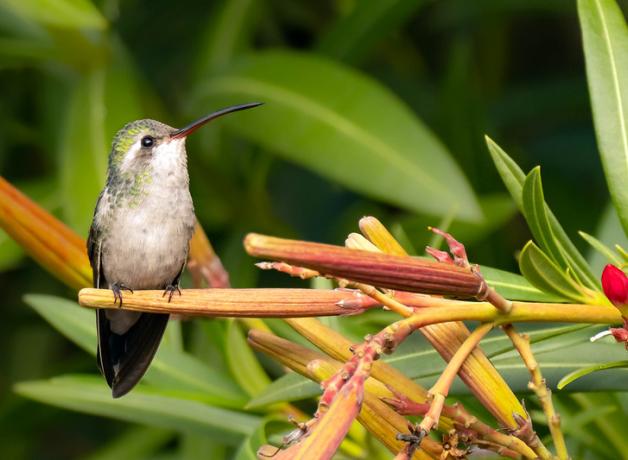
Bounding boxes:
162 284 182 302
111 282 134 307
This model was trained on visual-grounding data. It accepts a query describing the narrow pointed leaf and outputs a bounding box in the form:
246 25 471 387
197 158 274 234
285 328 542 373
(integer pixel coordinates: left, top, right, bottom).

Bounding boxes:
578 0 628 234
14 375 259 444
179 434 228 460
585 204 628 273
24 294 94 353
147 346 247 407
579 230 623 266
389 325 628 393
522 167 571 270
84 427 172 460
194 51 482 221
486 136 599 288
480 265 564 302
519 241 589 302
558 360 628 389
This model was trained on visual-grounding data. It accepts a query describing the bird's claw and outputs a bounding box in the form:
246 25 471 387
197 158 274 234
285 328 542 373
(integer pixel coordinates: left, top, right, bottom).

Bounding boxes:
162 284 182 302
111 283 134 307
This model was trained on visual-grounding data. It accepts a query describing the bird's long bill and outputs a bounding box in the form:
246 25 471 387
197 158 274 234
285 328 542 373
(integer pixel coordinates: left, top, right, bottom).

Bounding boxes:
170 102 263 139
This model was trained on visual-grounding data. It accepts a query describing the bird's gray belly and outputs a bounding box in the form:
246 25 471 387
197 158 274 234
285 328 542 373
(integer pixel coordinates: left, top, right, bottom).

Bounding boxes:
101 208 193 291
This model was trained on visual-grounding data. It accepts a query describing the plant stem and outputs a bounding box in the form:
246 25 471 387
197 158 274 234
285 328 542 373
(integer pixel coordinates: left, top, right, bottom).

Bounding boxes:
381 300 619 326
502 324 568 460
418 323 494 436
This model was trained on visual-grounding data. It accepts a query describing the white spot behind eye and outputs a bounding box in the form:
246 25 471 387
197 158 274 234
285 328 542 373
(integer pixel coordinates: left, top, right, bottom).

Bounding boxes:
120 142 142 170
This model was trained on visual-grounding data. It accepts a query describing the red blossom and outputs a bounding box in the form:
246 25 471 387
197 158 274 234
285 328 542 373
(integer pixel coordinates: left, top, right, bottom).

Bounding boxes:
601 264 628 309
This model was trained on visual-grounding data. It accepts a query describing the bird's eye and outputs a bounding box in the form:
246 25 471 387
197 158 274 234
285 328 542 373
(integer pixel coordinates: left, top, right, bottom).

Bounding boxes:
141 136 154 148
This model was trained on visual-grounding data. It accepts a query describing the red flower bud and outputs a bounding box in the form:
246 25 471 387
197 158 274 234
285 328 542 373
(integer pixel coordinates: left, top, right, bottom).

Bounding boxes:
601 264 628 309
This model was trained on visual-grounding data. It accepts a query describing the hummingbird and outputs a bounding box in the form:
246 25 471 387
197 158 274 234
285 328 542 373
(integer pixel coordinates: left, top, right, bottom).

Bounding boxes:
87 102 262 398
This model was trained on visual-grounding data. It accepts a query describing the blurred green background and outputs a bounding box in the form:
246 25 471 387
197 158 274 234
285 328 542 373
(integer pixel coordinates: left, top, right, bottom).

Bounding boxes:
1 0 628 459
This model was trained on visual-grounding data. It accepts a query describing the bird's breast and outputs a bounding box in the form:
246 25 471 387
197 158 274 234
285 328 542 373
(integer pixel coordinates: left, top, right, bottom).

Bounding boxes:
101 182 195 290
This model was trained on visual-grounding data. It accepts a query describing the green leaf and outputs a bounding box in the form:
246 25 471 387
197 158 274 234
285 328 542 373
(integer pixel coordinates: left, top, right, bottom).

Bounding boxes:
578 0 628 235
179 434 228 460
84 427 173 460
225 320 271 397
14 375 259 444
147 345 248 408
519 241 589 303
2 0 107 30
246 372 320 409
25 294 247 407
316 0 430 64
194 51 482 221
24 294 95 353
161 317 184 351
387 324 589 380
522 167 572 270
486 136 599 289
480 265 564 302
585 203 628 274
579 230 623 267
385 324 628 393
485 136 527 208
490 328 628 393
558 360 628 389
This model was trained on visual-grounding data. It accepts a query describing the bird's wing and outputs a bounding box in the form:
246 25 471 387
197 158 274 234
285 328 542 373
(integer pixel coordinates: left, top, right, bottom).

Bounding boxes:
88 191 117 388
87 191 106 289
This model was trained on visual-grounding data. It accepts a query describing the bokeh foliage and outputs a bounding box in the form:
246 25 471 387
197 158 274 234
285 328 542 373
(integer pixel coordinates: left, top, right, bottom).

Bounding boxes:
1 0 628 459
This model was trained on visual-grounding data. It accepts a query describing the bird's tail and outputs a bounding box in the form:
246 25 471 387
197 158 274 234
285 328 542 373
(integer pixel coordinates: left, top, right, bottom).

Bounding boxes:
96 309 169 398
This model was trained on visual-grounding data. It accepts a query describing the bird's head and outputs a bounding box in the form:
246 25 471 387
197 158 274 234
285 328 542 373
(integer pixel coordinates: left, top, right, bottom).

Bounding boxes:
107 102 263 177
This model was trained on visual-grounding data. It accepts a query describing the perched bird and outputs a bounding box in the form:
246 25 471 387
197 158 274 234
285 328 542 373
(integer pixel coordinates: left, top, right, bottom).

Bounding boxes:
87 103 262 397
